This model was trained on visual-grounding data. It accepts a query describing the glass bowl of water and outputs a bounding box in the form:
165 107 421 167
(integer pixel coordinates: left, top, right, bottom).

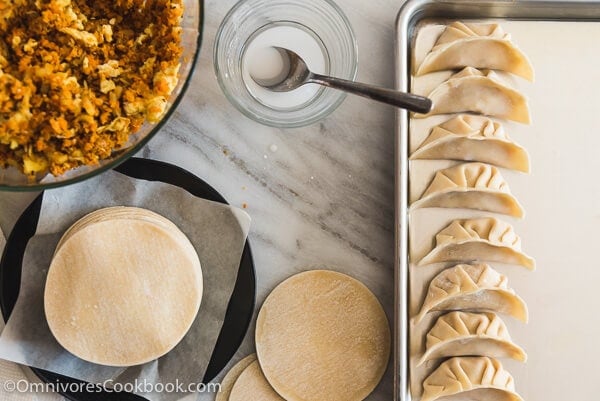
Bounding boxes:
214 0 358 128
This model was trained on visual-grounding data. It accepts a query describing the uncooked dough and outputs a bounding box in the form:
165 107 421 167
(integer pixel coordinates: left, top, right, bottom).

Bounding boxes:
410 162 524 218
44 207 203 366
215 353 257 401
228 360 285 401
421 357 523 401
255 270 391 401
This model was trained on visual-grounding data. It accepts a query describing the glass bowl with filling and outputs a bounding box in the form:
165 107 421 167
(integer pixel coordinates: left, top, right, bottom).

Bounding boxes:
0 0 203 190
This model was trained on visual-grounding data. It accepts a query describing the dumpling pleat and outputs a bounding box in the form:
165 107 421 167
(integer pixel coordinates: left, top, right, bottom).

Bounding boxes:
416 21 534 80
411 162 524 218
417 38 534 80
414 67 531 124
417 218 535 269
410 117 531 171
418 311 527 365
414 263 528 324
421 357 524 401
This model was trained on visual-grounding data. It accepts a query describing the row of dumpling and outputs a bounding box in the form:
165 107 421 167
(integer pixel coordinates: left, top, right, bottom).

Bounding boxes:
410 22 534 401
413 219 532 401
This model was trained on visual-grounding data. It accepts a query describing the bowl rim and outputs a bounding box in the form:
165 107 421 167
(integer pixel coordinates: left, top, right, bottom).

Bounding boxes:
213 0 359 129
0 0 205 192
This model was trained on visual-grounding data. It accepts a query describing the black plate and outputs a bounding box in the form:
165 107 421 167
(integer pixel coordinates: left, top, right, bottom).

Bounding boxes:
0 158 256 401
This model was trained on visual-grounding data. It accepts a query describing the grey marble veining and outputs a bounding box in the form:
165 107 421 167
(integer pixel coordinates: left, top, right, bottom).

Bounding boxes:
0 0 403 399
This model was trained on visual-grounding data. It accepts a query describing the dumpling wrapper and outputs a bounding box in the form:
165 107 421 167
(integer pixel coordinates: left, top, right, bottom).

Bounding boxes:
229 360 285 401
417 22 534 81
418 311 527 365
422 357 524 401
215 354 258 401
410 115 530 173
415 67 531 124
411 162 524 217
255 270 390 401
418 217 535 269
55 206 196 256
45 209 203 366
414 263 528 324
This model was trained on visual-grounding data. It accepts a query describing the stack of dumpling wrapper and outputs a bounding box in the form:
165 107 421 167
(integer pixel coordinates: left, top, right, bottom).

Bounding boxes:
409 21 535 401
44 207 204 367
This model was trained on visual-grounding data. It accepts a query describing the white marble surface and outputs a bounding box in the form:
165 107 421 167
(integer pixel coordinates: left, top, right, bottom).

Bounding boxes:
0 0 402 399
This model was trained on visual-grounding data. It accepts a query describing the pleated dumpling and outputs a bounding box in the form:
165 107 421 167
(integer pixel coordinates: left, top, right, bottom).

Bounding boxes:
411 162 524 217
410 115 530 173
414 263 528 324
415 67 530 124
418 218 535 269
418 311 527 365
421 357 524 401
416 22 534 81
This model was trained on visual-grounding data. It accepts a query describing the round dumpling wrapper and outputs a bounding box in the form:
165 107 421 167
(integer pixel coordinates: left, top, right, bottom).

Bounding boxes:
215 354 257 401
45 216 203 366
229 360 284 401
256 270 390 401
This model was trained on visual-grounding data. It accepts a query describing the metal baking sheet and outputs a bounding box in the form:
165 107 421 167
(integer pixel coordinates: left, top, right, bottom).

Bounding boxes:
395 1 600 400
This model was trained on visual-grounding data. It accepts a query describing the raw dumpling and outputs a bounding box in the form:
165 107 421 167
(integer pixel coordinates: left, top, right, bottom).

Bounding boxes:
418 218 535 269
421 357 524 401
415 67 530 124
417 22 534 80
411 162 524 217
410 115 530 172
414 263 528 324
418 311 527 365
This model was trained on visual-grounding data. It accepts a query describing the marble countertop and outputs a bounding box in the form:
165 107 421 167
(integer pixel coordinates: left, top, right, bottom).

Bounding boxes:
0 0 402 399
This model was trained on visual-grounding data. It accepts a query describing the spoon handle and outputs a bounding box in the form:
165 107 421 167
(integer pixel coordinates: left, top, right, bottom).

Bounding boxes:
310 74 433 114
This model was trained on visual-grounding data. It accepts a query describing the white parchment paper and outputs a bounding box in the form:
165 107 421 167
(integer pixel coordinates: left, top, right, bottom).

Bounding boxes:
0 169 251 401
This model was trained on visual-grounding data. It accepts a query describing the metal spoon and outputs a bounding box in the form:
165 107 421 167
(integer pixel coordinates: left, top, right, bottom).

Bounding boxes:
250 47 433 114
